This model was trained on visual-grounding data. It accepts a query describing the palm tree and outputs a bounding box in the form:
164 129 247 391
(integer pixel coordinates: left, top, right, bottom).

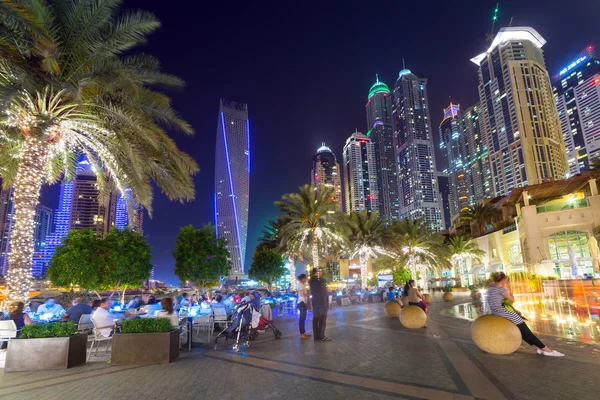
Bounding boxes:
342 211 389 288
257 216 301 289
275 184 340 272
458 203 498 236
387 217 449 290
588 156 600 172
447 235 485 286
0 0 198 301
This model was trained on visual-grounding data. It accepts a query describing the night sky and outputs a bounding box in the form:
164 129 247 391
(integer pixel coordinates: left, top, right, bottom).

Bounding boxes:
41 0 600 284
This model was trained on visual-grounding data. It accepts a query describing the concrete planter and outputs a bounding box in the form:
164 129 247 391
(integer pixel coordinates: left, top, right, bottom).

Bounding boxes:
5 333 87 372
442 292 454 302
111 329 179 365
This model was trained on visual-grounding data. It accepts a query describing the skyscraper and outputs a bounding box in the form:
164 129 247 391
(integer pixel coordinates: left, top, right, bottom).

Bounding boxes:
553 47 600 174
311 143 343 210
215 99 250 276
114 189 144 232
366 76 399 223
342 131 378 213
439 103 464 217
69 160 114 233
1 186 54 277
436 172 452 230
471 27 568 196
392 68 442 231
461 103 493 203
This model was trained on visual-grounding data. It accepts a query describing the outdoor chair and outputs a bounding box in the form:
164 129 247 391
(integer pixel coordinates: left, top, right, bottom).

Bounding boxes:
193 314 213 342
283 298 297 315
0 320 17 350
179 316 189 347
77 314 94 334
87 319 114 361
212 307 231 331
328 295 336 308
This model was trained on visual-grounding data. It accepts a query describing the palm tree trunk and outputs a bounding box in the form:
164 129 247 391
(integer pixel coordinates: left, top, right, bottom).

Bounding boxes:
408 253 417 281
6 137 48 302
311 241 319 272
359 254 368 289
288 256 296 290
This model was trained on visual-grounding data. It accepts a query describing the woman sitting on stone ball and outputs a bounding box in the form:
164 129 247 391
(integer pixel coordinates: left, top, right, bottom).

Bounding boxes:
487 272 564 357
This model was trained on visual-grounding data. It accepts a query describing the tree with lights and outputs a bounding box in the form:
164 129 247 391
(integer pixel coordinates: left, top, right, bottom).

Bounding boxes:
172 224 231 291
387 217 449 290
447 235 485 287
0 0 198 301
275 184 341 272
342 211 390 288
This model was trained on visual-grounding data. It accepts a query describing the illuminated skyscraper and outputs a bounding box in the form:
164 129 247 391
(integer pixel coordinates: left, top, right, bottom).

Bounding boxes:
366 75 399 223
553 47 600 174
392 68 442 231
114 189 144 232
471 27 568 196
342 131 378 213
215 99 250 276
70 160 114 233
311 144 342 210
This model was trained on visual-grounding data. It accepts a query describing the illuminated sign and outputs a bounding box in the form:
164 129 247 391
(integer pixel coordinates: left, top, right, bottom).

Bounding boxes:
559 56 587 76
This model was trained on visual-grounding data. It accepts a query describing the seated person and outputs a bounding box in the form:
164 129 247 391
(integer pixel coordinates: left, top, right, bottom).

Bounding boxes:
91 298 116 337
189 295 199 307
156 298 180 329
179 293 190 308
91 299 102 310
141 296 162 316
62 297 93 324
387 286 398 302
212 295 226 308
37 297 65 316
0 302 32 348
126 296 143 309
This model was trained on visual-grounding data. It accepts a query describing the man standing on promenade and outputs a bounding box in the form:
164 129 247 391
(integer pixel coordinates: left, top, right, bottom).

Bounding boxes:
309 268 331 341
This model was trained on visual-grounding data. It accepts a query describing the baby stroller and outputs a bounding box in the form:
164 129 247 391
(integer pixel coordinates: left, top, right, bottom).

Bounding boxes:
214 300 253 352
248 304 282 343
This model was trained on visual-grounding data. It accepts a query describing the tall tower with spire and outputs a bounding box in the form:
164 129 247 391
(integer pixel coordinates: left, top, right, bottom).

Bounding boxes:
366 75 399 223
311 143 343 211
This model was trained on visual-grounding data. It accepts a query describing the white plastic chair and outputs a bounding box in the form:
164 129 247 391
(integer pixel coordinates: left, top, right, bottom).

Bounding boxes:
0 320 17 349
212 306 230 331
193 314 213 342
87 318 114 361
77 314 93 333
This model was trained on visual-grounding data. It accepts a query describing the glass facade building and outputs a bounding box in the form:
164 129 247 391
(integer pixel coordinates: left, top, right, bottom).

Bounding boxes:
342 131 378 213
311 144 343 211
215 99 250 275
365 76 399 223
392 69 442 231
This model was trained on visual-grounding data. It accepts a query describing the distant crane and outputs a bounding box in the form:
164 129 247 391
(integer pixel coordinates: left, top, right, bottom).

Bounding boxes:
486 3 500 42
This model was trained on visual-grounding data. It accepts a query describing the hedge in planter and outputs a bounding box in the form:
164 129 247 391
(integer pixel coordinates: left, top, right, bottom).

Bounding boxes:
5 321 88 372
112 317 179 365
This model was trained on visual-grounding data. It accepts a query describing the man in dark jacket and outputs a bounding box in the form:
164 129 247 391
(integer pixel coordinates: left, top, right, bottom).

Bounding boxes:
308 268 331 341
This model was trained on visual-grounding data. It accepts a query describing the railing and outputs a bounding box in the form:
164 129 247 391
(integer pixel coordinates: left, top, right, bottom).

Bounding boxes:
536 199 589 214
502 224 517 234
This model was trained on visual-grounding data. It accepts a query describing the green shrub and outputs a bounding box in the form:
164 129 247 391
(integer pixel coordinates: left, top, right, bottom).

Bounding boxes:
442 286 453 293
120 318 173 334
20 321 77 339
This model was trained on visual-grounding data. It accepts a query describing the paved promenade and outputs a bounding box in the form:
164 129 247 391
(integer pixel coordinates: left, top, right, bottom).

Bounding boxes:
1 293 598 400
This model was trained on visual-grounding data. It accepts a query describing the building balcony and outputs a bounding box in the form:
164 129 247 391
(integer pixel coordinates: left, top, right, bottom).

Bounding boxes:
535 198 589 214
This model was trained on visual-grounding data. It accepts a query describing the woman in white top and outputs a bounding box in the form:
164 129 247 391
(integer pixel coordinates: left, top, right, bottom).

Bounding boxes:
297 274 311 339
156 298 180 330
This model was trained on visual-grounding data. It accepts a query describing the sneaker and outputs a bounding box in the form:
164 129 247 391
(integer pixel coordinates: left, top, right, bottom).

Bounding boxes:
536 349 542 355
542 350 565 357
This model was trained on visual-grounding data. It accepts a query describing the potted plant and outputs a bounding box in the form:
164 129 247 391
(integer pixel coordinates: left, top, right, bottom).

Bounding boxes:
5 321 87 372
111 318 179 365
442 287 454 302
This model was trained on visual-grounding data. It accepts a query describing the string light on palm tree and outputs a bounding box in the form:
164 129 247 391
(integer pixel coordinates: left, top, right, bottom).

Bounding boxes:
448 236 485 287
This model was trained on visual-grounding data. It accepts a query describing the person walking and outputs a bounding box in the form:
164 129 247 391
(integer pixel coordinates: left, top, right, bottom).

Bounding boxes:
308 268 331 341
297 274 311 339
487 272 564 357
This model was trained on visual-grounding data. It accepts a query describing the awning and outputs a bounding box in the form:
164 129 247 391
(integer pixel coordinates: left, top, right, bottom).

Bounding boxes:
486 261 503 273
469 264 485 274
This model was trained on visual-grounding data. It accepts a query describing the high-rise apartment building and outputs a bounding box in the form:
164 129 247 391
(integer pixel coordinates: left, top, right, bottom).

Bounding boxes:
215 99 250 276
1 186 54 277
114 189 144 232
365 76 399 223
392 68 442 231
342 131 378 213
311 144 343 210
553 47 600 174
436 173 452 230
439 103 493 220
69 160 114 233
471 27 568 196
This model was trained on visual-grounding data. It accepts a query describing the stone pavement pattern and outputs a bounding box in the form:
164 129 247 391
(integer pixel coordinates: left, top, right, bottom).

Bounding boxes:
0 293 598 400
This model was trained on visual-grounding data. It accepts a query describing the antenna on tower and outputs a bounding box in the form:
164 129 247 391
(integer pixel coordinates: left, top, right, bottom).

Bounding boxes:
486 3 500 42
375 73 379 83
509 16 513 27
402 58 406 69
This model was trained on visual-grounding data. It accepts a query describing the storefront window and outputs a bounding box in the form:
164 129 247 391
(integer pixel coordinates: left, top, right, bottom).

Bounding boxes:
547 231 593 278
507 244 522 264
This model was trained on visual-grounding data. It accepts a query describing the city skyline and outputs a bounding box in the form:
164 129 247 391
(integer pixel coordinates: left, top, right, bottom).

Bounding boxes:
31 1 600 283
